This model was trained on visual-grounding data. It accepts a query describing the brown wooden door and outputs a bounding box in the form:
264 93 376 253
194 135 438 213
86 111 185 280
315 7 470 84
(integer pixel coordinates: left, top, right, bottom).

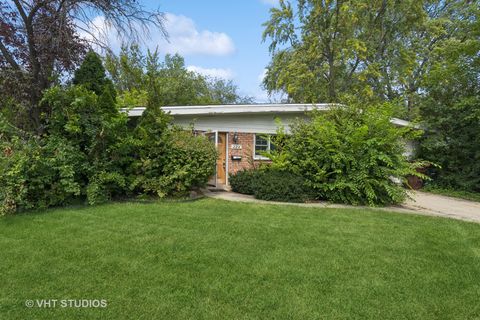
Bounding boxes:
217 133 227 184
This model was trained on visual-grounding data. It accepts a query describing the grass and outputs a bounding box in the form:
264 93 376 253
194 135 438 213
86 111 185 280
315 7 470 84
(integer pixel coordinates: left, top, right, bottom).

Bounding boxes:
1 198 479 320
423 185 480 203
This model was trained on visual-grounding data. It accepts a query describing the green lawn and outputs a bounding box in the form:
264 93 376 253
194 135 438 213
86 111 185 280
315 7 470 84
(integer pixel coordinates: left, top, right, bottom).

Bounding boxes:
1 199 479 320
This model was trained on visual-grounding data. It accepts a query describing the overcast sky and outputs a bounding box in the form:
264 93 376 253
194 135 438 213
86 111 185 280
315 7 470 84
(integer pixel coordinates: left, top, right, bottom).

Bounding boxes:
82 0 281 102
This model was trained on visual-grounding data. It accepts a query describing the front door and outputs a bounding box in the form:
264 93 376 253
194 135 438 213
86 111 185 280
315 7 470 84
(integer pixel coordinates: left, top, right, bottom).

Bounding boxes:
216 132 227 185
206 131 227 187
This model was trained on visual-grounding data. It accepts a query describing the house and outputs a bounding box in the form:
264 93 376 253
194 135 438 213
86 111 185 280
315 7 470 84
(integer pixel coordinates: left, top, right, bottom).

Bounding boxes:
127 104 416 188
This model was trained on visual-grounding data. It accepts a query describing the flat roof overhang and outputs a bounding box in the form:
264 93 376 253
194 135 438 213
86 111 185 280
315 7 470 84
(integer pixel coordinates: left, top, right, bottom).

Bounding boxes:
126 103 333 117
123 103 418 129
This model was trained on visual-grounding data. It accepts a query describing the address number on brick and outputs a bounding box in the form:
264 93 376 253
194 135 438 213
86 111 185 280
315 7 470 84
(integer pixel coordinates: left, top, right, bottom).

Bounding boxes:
231 144 242 150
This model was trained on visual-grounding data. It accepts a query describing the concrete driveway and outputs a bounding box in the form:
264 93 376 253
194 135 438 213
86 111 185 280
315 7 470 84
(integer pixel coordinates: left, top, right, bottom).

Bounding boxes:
204 189 480 223
402 191 480 223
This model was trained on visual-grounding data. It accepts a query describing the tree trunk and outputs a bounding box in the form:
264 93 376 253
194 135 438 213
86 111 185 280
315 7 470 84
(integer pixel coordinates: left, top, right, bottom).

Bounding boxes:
328 53 336 102
406 83 417 119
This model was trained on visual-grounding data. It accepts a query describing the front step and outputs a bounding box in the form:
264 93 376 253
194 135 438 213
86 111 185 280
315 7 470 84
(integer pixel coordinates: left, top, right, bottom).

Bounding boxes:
207 183 230 192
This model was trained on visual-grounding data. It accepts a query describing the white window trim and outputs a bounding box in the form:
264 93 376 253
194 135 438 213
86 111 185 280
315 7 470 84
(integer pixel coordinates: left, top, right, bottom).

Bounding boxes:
253 134 272 160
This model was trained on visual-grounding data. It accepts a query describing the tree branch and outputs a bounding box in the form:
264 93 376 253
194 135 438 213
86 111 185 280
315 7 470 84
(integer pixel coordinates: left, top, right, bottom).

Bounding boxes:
0 38 20 70
13 0 41 83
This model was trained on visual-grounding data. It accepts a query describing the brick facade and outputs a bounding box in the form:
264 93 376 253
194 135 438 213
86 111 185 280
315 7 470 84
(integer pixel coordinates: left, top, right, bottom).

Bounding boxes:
195 130 271 186
227 132 271 177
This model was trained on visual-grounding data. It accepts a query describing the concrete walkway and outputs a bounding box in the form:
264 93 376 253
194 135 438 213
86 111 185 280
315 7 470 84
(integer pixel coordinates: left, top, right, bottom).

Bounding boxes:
203 189 480 223
402 191 480 223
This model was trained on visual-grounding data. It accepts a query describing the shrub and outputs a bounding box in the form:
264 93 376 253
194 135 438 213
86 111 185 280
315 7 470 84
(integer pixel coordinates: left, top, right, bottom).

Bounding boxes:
254 169 312 203
42 84 132 205
0 51 133 214
269 101 428 206
0 51 220 214
86 170 128 205
0 135 82 215
157 130 217 197
418 42 479 193
419 96 480 192
230 168 312 202
131 105 217 197
229 170 261 195
73 51 114 96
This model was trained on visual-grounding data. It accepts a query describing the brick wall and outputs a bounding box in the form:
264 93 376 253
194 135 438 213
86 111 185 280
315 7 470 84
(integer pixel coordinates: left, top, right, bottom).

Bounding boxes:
227 132 271 176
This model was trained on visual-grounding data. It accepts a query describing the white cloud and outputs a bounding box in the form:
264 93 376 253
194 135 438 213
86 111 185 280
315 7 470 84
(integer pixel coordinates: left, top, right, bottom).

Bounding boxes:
253 68 286 103
260 0 280 6
258 69 268 83
78 13 235 57
161 13 235 56
187 65 234 80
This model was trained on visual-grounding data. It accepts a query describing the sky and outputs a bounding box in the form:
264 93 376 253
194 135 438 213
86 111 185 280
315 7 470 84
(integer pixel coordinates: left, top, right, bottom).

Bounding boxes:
84 0 281 102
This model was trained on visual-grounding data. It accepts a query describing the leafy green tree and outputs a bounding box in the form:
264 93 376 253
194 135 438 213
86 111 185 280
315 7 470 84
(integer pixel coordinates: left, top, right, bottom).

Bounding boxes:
73 51 110 95
105 44 146 93
262 0 477 117
208 79 254 104
105 45 252 107
418 21 480 192
41 85 130 204
73 51 118 115
155 53 212 105
0 0 166 134
98 82 118 116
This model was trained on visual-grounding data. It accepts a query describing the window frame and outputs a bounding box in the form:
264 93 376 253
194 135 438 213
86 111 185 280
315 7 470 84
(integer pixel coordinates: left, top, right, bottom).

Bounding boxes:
253 134 274 160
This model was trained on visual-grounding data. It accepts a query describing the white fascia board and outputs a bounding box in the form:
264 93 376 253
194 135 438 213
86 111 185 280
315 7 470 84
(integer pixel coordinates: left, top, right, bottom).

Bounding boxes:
124 105 416 128
390 118 422 129
390 118 410 127
127 107 145 117
125 103 332 117
162 103 331 115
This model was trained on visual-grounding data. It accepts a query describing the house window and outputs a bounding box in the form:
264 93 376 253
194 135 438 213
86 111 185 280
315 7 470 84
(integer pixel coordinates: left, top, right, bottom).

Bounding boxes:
254 134 275 160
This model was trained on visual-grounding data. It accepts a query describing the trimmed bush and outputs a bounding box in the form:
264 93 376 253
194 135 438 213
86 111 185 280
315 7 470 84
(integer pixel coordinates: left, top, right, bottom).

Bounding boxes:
229 169 261 195
254 169 312 203
230 168 312 203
